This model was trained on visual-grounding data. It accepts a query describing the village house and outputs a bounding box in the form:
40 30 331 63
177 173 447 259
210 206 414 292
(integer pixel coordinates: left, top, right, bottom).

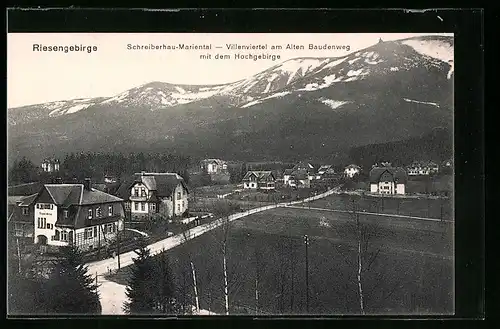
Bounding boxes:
10 179 125 252
369 167 407 195
344 164 361 178
316 165 335 179
117 172 189 221
200 158 228 174
242 171 276 190
8 195 36 242
407 161 440 176
283 162 316 187
41 158 60 173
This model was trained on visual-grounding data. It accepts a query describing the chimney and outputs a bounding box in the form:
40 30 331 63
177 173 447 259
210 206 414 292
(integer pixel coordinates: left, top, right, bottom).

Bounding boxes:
84 178 92 191
141 171 146 176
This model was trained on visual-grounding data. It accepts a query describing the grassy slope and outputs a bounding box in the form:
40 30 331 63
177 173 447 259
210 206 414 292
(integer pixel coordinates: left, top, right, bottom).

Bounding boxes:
108 205 453 315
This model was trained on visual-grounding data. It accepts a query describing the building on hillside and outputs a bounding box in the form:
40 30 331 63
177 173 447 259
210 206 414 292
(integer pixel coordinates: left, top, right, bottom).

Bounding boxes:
200 159 228 174
41 158 60 173
116 172 189 221
283 162 316 187
407 161 440 176
104 175 118 184
288 170 312 188
12 179 124 252
8 194 37 242
316 165 335 179
372 161 392 168
369 167 407 195
344 164 361 178
242 171 276 190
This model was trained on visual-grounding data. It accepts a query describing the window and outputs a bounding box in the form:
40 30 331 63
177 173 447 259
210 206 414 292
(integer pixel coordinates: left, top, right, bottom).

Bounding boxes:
53 230 60 241
134 202 138 211
94 227 98 237
182 201 185 209
108 205 113 216
88 208 93 219
85 228 93 239
22 207 29 215
61 231 68 242
141 202 145 211
141 188 146 197
15 223 23 236
177 204 180 213
135 188 139 196
151 203 156 212
38 218 47 229
64 210 69 218
177 192 181 199
96 207 102 218
107 223 114 233
36 204 39 209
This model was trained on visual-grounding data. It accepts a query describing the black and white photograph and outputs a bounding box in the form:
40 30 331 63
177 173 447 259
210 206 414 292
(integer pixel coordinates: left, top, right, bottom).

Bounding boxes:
7 31 455 316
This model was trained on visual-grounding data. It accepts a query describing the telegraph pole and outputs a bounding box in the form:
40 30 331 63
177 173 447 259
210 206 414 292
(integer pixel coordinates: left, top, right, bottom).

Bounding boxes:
304 234 309 313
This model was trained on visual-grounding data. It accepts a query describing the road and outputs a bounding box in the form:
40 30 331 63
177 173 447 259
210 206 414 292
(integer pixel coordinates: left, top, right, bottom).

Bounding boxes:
87 187 338 276
89 188 339 314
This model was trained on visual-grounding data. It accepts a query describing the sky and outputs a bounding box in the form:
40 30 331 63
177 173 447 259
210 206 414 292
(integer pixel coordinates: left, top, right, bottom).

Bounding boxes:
7 33 452 108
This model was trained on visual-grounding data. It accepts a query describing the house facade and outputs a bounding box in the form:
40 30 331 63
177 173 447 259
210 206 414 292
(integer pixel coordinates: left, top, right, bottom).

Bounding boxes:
200 159 228 174
41 158 60 173
407 161 439 176
344 164 361 178
284 162 316 188
369 167 407 195
242 171 276 190
117 172 189 221
13 179 124 252
316 165 335 179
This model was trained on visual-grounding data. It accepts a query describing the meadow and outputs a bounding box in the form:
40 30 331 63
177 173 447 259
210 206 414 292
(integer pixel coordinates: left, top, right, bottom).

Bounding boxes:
108 207 454 315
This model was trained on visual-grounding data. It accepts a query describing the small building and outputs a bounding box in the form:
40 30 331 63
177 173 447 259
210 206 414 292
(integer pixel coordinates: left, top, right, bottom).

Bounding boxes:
200 159 228 175
407 161 439 176
284 162 316 187
369 167 407 195
41 158 60 173
104 175 118 184
344 164 361 178
14 179 125 252
289 170 312 188
117 172 189 221
242 171 276 190
8 194 37 242
316 165 335 179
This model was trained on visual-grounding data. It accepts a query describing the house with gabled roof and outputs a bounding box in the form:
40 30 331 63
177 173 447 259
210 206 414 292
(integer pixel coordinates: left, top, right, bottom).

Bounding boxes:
12 178 124 252
41 158 60 172
200 158 228 174
369 167 407 195
283 161 316 188
242 171 276 190
344 164 362 178
316 165 335 179
407 160 439 176
116 172 189 221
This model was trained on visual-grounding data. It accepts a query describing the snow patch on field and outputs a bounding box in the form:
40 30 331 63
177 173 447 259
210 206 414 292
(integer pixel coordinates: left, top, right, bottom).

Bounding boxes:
403 98 440 108
240 91 291 108
390 67 399 71
321 57 348 70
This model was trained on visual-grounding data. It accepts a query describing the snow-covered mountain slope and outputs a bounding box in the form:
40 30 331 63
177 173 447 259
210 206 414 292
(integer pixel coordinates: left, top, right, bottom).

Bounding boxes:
8 35 453 125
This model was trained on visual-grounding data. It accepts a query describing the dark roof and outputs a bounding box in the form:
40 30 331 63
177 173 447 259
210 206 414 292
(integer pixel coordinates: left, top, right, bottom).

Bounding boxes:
21 184 123 207
116 173 188 199
18 194 39 207
283 169 294 175
242 171 275 181
369 167 407 184
8 182 43 196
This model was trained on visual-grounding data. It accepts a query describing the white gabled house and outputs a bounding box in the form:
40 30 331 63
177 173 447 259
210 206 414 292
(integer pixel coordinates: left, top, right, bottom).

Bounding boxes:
344 164 361 178
17 179 124 252
117 172 189 221
242 171 276 190
200 158 228 174
369 167 407 195
407 161 440 176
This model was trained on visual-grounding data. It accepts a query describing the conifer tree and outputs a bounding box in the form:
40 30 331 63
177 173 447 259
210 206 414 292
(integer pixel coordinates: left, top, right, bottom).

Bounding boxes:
45 246 101 314
123 239 156 314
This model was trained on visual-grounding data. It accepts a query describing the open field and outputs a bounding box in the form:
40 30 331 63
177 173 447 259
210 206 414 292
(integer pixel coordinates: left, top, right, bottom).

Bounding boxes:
307 193 453 221
107 207 453 315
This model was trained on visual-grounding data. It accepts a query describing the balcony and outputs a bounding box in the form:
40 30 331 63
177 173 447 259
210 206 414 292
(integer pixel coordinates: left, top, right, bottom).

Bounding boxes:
129 195 148 201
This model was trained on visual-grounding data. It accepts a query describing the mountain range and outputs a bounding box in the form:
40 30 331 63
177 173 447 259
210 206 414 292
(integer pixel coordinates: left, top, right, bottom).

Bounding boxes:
8 35 454 166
